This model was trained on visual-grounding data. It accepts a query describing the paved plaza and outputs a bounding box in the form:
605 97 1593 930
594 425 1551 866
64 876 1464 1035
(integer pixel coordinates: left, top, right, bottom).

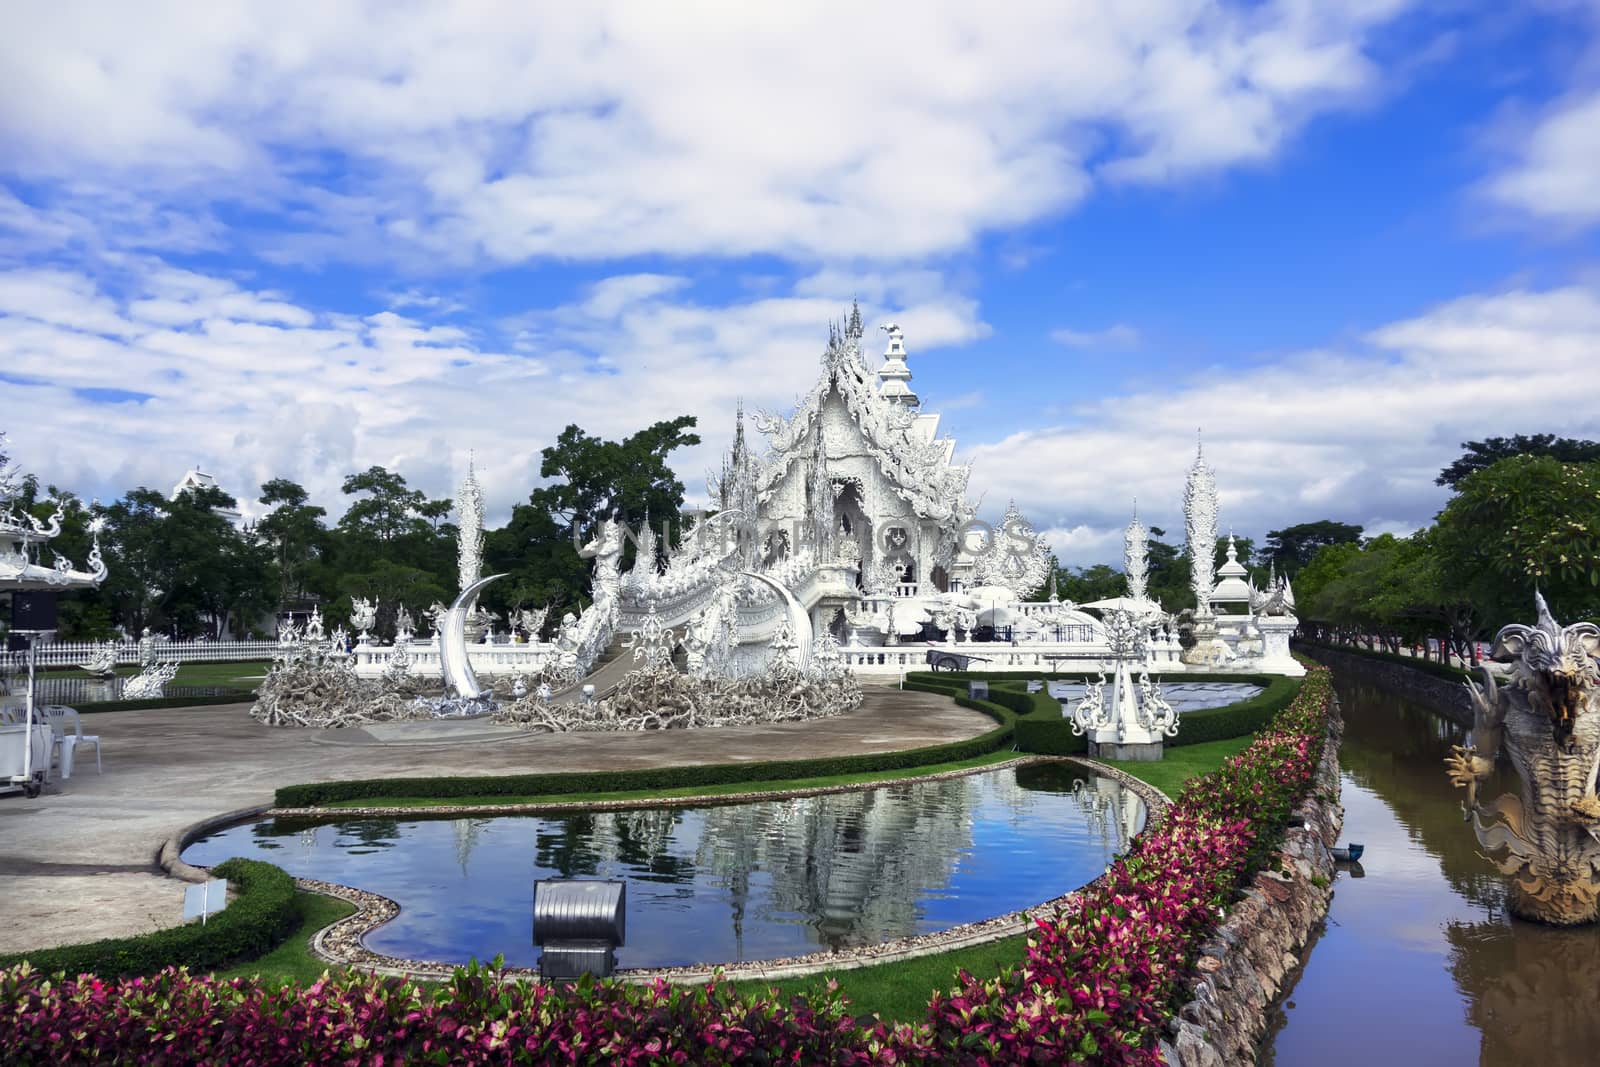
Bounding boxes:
0 688 993 955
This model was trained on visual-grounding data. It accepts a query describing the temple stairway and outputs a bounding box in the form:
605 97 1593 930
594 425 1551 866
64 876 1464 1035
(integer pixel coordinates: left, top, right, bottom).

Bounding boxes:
549 634 637 702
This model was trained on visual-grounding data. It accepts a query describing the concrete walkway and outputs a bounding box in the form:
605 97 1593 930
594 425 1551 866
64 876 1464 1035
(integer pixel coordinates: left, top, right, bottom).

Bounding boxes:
0 689 993 955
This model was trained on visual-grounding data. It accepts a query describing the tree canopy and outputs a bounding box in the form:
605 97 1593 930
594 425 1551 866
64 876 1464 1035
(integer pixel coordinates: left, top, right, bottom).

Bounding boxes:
1436 434 1600 488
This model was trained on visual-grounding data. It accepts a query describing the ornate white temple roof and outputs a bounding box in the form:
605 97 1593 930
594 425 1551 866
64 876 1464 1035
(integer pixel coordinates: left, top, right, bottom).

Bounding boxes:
749 309 972 524
172 467 245 526
0 437 107 592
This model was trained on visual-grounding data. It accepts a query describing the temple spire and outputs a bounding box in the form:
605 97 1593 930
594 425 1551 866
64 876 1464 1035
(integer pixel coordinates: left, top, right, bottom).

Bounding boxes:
876 322 918 407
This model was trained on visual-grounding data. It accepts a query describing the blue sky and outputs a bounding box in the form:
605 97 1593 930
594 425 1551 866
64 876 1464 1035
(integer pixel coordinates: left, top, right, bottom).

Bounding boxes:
2 1 1599 565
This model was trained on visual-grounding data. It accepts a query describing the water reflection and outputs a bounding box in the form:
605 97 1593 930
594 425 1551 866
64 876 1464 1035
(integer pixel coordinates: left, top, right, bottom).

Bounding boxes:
1263 677 1600 1066
184 766 1141 969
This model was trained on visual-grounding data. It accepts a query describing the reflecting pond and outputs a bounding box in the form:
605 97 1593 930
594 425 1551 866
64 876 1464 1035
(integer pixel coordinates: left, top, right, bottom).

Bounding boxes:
183 764 1143 970
1042 680 1262 713
1262 676 1600 1066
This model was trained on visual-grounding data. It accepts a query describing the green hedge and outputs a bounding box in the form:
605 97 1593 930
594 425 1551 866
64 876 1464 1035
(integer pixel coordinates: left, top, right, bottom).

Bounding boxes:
78 692 257 714
996 673 1301 755
1297 639 1475 682
0 858 300 979
277 693 1017 807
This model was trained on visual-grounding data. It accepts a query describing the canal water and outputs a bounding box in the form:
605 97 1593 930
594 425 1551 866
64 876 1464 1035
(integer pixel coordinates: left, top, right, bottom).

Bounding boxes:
184 763 1143 970
1262 675 1600 1065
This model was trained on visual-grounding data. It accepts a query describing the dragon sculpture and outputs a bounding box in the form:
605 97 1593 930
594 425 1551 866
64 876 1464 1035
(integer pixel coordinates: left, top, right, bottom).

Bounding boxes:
1446 593 1600 925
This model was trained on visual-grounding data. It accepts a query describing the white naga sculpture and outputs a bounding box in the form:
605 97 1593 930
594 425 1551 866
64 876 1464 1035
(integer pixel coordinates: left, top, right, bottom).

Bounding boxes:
122 660 178 699
76 640 118 679
1447 594 1600 925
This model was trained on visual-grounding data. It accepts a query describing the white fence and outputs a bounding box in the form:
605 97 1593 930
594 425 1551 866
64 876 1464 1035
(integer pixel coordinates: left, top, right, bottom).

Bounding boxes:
5 639 281 670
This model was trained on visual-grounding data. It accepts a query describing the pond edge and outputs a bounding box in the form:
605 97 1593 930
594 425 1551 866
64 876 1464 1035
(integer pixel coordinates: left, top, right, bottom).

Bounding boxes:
170 755 1169 984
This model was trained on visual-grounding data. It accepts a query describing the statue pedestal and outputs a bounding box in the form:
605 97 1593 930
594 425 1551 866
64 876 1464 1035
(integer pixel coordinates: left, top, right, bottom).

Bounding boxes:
1181 614 1230 667
1089 739 1165 761
1078 658 1176 761
1254 616 1305 675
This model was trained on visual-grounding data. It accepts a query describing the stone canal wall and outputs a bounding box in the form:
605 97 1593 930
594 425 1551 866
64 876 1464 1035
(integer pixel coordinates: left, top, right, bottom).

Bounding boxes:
1161 691 1345 1066
1299 642 1472 726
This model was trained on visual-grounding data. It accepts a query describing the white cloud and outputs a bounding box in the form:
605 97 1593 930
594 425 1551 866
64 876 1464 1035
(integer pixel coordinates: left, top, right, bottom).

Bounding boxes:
0 259 983 527
1050 324 1141 350
0 1 1416 266
1487 87 1600 227
974 284 1600 565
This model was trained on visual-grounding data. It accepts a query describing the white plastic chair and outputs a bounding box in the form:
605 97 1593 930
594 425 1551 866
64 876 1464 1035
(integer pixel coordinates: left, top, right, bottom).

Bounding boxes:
40 706 101 777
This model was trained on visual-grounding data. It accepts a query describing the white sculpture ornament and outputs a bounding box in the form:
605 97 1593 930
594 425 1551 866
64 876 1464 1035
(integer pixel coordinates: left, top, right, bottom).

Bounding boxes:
1183 438 1219 614
76 640 119 679
350 597 377 641
122 660 179 699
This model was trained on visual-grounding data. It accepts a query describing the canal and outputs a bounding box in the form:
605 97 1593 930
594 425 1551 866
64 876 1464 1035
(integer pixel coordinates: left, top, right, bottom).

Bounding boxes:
1262 673 1600 1065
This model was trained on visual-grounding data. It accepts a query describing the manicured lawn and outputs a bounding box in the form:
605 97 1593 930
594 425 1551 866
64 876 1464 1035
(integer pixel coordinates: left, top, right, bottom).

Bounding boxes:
731 934 1029 1025
41 660 269 688
319 750 1022 809
1105 735 1255 798
209 891 354 988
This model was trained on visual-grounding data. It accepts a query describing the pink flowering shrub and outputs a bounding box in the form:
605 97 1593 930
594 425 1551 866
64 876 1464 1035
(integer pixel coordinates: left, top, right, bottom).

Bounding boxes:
0 668 1332 1066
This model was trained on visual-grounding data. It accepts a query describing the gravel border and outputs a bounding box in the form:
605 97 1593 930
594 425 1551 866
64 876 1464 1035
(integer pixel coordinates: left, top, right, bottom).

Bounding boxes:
169 755 1170 983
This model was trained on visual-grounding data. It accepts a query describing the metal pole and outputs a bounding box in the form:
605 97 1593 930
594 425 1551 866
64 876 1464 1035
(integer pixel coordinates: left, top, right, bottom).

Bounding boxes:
22 634 35 786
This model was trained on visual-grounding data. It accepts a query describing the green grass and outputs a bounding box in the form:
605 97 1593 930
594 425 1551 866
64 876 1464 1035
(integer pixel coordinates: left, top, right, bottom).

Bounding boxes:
1104 734 1255 798
40 660 268 688
320 750 1022 809
729 933 1028 1025
209 890 354 987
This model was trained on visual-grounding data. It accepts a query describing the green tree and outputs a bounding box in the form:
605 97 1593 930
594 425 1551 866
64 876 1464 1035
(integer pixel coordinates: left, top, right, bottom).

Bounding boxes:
1434 455 1600 626
1437 434 1600 489
1263 520 1363 572
254 478 328 611
491 417 701 619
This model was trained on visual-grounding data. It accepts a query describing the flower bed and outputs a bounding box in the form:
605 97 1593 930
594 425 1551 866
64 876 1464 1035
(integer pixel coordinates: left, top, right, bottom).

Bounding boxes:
0 666 1332 1065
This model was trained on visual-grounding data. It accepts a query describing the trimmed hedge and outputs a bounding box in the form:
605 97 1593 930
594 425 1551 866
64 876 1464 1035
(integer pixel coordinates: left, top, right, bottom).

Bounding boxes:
78 692 257 714
1008 673 1301 756
276 693 1018 807
1296 639 1475 682
0 859 300 979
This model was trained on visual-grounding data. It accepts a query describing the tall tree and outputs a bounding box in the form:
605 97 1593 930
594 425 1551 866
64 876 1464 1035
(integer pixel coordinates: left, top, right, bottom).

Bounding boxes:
1263 520 1363 572
254 478 328 611
532 416 701 543
1433 454 1600 625
1437 434 1600 489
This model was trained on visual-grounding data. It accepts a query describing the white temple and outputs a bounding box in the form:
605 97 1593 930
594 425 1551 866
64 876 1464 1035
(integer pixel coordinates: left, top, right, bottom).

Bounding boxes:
171 468 245 529
347 313 1302 687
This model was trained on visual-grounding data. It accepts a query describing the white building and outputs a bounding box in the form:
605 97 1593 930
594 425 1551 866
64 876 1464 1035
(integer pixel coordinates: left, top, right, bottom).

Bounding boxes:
170 469 246 529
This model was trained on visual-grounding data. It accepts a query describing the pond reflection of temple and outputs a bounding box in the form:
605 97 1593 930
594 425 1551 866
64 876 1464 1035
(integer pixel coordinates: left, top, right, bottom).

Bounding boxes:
695 777 981 950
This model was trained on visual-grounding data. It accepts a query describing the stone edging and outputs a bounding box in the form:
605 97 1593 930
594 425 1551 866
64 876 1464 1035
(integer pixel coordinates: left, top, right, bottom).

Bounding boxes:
1160 690 1346 1066
165 755 1170 984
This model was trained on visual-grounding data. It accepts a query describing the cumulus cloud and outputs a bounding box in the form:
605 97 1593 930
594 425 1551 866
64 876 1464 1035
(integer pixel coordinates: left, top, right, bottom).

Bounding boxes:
0 259 984 525
1487 87 1600 228
976 284 1600 565
0 0 1415 266
1050 324 1141 350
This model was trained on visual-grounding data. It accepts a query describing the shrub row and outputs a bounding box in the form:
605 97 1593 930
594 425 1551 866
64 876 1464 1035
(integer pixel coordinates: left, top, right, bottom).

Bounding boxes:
1005 673 1301 756
79 692 258 715
0 859 299 980
1296 639 1475 682
0 667 1335 1064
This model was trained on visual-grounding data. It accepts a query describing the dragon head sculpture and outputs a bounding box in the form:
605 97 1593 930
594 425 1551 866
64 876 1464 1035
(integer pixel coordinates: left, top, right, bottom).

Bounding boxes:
1495 592 1600 752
